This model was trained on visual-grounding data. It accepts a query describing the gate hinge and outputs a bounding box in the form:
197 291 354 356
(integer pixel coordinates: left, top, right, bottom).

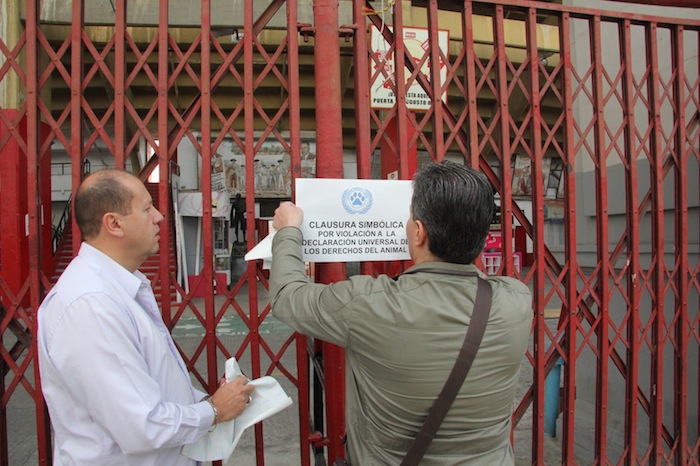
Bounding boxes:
297 23 357 42
298 23 315 42
308 431 330 448
339 24 357 42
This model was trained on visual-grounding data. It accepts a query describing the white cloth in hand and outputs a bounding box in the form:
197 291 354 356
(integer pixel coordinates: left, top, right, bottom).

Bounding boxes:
182 358 293 462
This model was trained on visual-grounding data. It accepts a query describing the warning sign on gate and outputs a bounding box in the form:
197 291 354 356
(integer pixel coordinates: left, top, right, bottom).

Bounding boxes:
296 178 413 262
370 26 449 111
244 178 413 264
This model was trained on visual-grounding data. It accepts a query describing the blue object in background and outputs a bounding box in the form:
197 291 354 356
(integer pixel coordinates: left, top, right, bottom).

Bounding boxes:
544 350 564 437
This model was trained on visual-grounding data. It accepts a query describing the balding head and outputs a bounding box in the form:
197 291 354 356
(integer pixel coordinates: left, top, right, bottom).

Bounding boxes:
74 170 138 240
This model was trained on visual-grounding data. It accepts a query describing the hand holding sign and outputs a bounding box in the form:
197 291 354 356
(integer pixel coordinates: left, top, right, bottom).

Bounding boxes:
273 201 304 230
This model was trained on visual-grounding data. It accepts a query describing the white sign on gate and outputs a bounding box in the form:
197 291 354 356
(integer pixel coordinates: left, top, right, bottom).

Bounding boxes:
244 178 413 264
296 178 413 262
370 26 449 111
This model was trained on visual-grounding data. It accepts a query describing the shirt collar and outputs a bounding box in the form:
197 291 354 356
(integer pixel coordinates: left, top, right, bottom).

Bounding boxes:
404 261 482 276
78 242 149 299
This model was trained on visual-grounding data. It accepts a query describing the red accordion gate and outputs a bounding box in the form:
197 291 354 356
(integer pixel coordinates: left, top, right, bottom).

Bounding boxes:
0 0 698 464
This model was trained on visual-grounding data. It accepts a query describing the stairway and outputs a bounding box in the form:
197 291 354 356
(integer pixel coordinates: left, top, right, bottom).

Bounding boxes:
143 182 179 306
50 183 179 307
51 226 75 284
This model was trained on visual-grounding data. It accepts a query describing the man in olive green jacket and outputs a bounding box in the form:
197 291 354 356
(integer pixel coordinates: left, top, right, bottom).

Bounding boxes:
269 161 532 465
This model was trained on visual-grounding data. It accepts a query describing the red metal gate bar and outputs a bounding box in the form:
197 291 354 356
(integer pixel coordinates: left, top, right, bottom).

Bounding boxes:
314 0 348 460
70 0 84 255
198 10 221 452
351 0 376 282
590 15 612 462
241 0 260 455
427 0 445 160
114 0 126 170
23 0 53 462
157 0 173 331
284 0 312 462
463 2 480 169
648 20 666 464
672 23 690 464
392 0 412 180
559 13 579 463
525 8 548 464
621 16 642 464
494 4 518 290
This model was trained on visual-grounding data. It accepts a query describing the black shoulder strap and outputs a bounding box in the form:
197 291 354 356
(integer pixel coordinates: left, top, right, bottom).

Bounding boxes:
400 276 493 466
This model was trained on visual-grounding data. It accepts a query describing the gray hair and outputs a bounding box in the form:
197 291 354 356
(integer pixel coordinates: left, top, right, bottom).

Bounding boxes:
411 161 494 264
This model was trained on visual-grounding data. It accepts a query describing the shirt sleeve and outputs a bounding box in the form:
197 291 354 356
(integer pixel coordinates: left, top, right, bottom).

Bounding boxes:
43 292 214 454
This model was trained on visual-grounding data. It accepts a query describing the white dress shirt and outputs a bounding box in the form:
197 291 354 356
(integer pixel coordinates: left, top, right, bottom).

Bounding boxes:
38 243 213 465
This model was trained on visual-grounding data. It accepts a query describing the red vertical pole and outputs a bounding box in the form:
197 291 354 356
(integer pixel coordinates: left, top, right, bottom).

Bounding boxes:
199 0 218 405
560 12 579 464
0 110 10 465
352 0 372 182
591 15 610 464
671 24 689 466
286 1 310 464
39 123 53 281
313 0 347 461
647 21 666 464
70 0 84 254
427 0 444 161
380 117 417 179
24 0 52 462
526 7 548 461
493 6 514 276
239 1 264 463
392 2 410 181
369 4 416 278
621 17 641 464
352 0 374 280
157 0 174 332
378 117 416 277
242 2 260 436
114 0 126 170
0 112 32 466
462 2 479 170
0 111 29 303
242 0 258 386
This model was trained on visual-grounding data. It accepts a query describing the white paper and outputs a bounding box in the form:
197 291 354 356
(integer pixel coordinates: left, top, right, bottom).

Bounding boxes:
244 178 413 263
296 178 412 262
243 221 276 262
182 358 293 462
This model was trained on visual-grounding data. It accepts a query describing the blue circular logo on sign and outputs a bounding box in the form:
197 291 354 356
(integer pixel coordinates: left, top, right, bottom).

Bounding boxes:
342 187 373 214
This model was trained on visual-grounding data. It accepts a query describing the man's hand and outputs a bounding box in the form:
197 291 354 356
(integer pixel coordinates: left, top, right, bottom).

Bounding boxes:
209 376 255 423
273 201 304 231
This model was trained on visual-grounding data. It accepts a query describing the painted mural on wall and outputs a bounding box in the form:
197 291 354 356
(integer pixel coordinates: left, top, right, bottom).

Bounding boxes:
203 138 316 198
510 154 563 199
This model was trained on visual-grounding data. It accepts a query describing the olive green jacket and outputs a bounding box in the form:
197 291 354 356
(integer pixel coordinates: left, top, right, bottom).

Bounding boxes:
270 227 532 465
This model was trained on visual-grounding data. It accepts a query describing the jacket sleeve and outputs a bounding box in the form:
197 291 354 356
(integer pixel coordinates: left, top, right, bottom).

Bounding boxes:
269 227 357 347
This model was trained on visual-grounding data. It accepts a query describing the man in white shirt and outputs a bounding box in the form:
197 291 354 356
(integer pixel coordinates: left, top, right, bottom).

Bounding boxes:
38 169 254 465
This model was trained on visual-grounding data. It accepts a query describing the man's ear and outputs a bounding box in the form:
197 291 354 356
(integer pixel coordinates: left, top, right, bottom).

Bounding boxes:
102 213 125 238
413 219 428 247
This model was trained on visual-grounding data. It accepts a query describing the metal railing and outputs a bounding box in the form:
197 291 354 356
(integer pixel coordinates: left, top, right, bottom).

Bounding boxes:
52 196 71 255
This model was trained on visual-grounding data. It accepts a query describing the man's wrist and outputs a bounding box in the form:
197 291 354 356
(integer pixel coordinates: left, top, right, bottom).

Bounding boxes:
201 395 219 431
